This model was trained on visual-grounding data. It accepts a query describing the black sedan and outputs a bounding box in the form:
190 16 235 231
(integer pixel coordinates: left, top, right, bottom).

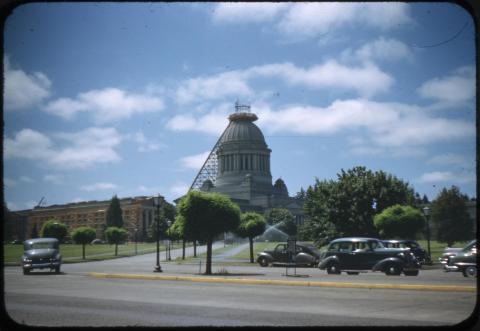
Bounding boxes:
22 238 62 274
444 240 476 277
257 242 321 267
382 239 431 265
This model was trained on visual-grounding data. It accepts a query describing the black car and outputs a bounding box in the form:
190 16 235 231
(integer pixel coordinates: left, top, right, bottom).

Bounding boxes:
22 238 62 274
382 240 431 265
444 240 476 277
257 242 321 267
319 237 420 276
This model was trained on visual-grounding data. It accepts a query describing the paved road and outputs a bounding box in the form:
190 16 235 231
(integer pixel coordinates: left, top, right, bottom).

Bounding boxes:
3 243 478 327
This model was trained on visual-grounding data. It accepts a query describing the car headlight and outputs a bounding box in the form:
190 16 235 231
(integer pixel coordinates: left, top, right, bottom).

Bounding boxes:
22 257 32 262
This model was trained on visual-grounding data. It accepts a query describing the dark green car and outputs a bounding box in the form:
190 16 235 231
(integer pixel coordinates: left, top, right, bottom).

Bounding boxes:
444 240 476 277
319 237 420 276
22 238 62 275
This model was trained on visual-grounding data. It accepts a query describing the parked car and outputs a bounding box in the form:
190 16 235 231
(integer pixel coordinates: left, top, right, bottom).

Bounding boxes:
439 246 465 265
257 242 321 267
22 238 62 275
10 239 23 245
319 237 420 276
444 240 476 277
382 240 431 265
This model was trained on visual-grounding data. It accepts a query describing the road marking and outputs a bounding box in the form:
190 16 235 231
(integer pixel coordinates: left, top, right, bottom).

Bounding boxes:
87 272 476 292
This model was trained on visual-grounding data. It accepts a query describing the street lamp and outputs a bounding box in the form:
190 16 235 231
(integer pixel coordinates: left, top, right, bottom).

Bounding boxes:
422 206 431 259
153 194 164 273
134 228 138 255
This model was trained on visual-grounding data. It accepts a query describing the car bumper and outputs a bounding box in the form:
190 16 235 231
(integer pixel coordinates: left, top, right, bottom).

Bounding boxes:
23 262 61 270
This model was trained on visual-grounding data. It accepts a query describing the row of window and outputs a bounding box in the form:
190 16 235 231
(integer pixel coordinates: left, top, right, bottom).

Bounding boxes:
219 153 270 173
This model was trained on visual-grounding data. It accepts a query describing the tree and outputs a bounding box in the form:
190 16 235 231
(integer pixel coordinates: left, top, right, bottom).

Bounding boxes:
104 226 128 256
373 205 425 239
303 167 417 246
263 208 297 241
176 191 241 274
234 212 266 263
71 226 97 259
431 186 472 246
40 220 68 242
106 195 123 228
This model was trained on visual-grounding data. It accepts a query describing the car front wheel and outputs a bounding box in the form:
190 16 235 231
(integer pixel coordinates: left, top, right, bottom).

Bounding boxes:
385 264 401 276
258 257 270 267
463 266 477 278
326 262 341 274
23 269 30 275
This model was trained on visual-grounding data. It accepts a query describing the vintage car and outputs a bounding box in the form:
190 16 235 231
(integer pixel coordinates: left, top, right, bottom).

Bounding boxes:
439 245 469 265
444 240 476 277
22 238 62 275
257 242 321 267
319 237 420 276
382 239 431 265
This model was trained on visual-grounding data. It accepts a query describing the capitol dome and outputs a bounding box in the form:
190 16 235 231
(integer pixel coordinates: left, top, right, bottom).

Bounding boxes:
220 112 267 147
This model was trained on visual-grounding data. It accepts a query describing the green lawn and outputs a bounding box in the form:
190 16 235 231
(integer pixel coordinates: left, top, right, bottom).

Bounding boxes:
416 240 469 262
4 242 186 264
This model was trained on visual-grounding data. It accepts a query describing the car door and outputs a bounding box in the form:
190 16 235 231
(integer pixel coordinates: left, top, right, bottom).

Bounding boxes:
273 244 288 263
337 241 357 269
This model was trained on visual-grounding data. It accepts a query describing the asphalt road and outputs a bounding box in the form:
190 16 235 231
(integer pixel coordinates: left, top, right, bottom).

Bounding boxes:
3 244 478 327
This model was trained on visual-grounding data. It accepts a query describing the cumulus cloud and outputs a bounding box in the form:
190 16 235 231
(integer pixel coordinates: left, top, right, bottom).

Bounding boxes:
166 104 231 135
174 61 393 104
418 171 475 184
131 131 163 153
427 154 469 166
81 182 118 192
44 87 165 122
170 182 190 197
179 151 211 170
5 127 122 169
417 66 475 104
213 3 411 40
4 57 52 110
341 37 413 63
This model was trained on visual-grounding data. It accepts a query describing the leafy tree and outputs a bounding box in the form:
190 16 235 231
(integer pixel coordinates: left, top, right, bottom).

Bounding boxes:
373 205 425 239
40 220 68 242
104 226 128 256
71 226 97 259
147 201 176 242
176 191 241 274
303 167 417 246
431 186 472 246
234 212 266 263
106 195 123 228
263 208 297 241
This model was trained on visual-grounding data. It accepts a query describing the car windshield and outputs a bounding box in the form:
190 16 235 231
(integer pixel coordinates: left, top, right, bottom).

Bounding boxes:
369 240 384 249
302 244 320 254
463 240 476 252
25 242 58 250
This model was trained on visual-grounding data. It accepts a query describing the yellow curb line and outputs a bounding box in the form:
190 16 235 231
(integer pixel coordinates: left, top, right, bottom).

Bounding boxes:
87 272 476 292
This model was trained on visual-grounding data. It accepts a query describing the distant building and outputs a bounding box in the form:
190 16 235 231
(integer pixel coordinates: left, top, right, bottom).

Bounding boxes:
23 196 160 241
188 103 305 225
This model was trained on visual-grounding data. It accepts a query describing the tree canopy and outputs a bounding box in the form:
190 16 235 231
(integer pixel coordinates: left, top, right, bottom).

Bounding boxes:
373 205 425 239
71 226 97 259
302 166 416 246
235 212 266 263
40 220 68 242
176 190 241 274
431 186 473 246
104 226 128 256
106 195 123 228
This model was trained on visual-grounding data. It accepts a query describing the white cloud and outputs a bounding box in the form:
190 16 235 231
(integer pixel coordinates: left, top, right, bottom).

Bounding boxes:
4 178 17 188
175 61 393 104
44 87 165 122
341 37 413 63
170 183 190 197
81 182 118 192
6 201 20 211
179 151 210 170
44 174 63 184
427 154 469 166
418 171 475 184
4 57 52 110
5 127 122 169
131 131 163 153
166 104 230 135
19 176 34 183
212 3 289 23
417 66 475 104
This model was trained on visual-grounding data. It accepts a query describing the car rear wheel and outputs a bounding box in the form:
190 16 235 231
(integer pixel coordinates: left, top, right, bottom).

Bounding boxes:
258 257 270 267
463 266 477 278
55 266 61 274
385 264 401 276
404 270 419 276
326 262 341 274
23 269 30 275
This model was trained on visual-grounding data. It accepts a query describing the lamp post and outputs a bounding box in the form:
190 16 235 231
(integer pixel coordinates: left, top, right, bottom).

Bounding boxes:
422 206 431 259
153 194 163 273
134 228 138 255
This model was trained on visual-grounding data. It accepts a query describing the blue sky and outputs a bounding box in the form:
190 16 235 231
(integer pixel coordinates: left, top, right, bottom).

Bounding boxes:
4 2 476 210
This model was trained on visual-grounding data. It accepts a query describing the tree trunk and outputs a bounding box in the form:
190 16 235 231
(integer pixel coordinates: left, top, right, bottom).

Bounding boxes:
194 240 197 257
115 243 118 256
182 239 185 260
205 238 212 275
249 237 254 263
82 244 86 260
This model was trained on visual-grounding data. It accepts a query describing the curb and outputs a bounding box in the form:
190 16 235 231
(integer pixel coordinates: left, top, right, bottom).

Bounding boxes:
87 272 476 293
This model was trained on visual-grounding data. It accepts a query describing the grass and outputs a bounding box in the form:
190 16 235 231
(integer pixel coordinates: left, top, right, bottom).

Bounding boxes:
416 240 469 262
3 242 187 264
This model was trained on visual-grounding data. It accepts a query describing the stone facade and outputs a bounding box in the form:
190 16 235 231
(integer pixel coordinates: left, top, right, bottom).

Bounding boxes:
25 196 159 241
199 110 305 225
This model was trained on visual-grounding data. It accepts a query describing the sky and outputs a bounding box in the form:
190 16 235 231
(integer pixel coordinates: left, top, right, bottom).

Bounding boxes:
3 2 476 211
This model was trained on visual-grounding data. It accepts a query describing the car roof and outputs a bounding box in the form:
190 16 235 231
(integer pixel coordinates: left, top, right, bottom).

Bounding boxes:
330 237 380 243
382 239 416 243
24 238 59 244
